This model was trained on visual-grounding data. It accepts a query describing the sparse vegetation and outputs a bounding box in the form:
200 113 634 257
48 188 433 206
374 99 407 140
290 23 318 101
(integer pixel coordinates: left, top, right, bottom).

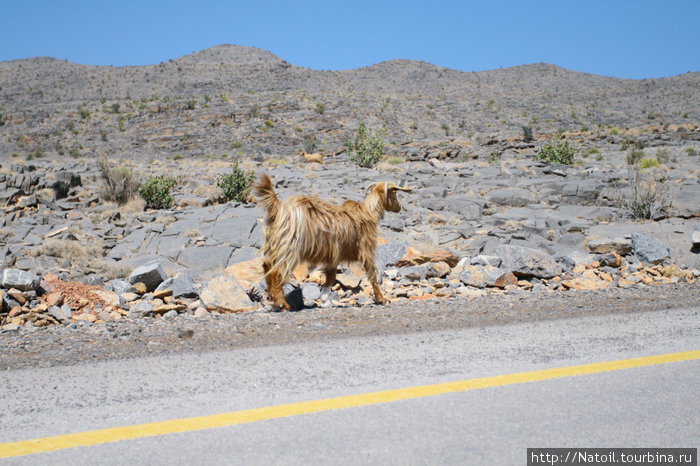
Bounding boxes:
315 102 325 114
217 162 256 203
522 126 533 142
139 175 177 209
686 147 697 157
347 122 385 168
98 156 140 205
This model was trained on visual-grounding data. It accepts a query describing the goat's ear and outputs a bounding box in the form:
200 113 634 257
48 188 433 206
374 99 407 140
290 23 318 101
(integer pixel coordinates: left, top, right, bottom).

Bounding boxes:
388 182 412 193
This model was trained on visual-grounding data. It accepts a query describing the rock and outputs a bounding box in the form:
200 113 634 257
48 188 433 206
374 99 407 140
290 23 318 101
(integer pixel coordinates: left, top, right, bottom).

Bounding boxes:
375 241 409 269
397 265 428 281
470 255 502 267
0 188 23 206
588 237 633 255
600 251 622 268
52 171 82 199
48 304 73 323
553 253 576 271
155 275 199 299
225 257 264 285
105 279 135 295
336 271 362 289
457 265 515 288
395 249 460 268
128 301 154 318
1 269 40 291
128 262 167 291
200 274 255 313
132 282 148 295
691 229 700 246
301 282 321 302
485 188 536 207
425 261 451 279
45 291 64 307
92 289 123 307
177 246 234 271
631 233 671 265
561 277 610 291
495 245 562 278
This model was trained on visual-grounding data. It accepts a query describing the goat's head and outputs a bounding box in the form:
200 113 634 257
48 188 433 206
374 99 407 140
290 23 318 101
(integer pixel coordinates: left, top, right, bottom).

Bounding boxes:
366 182 413 213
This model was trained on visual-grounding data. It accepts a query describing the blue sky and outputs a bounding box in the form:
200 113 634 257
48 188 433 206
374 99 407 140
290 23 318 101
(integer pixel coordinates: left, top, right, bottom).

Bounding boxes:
2 0 698 79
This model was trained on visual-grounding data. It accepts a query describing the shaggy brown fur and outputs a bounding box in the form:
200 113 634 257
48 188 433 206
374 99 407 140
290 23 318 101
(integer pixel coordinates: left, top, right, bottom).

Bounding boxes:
254 173 411 310
300 151 324 164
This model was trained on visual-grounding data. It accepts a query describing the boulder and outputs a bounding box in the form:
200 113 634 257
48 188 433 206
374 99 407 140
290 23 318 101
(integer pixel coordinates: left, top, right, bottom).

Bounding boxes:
1 269 40 291
495 245 562 278
105 279 135 295
456 265 516 288
588 237 633 255
128 262 167 291
155 274 199 299
485 188 536 207
200 274 255 313
470 255 502 268
128 301 154 319
375 241 409 268
631 233 670 265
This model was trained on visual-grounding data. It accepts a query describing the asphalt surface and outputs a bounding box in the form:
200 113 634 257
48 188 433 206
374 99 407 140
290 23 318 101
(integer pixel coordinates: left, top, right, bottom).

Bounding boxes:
1 293 698 464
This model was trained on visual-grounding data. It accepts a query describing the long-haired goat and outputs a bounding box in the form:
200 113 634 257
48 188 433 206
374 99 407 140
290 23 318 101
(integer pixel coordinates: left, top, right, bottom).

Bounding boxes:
254 173 412 310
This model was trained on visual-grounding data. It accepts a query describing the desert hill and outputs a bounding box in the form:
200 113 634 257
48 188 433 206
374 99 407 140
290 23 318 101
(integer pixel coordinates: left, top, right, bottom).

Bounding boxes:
0 44 698 160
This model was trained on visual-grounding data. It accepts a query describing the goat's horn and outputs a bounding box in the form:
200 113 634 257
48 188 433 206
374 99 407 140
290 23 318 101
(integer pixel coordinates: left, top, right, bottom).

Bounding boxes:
388 182 412 192
365 182 378 194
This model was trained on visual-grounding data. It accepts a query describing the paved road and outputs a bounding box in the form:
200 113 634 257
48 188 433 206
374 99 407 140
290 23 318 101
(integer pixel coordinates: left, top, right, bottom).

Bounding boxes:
2 306 699 464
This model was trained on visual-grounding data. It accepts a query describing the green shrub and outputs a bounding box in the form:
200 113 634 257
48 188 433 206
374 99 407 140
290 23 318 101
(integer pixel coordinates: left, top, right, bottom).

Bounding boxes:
386 156 405 165
347 122 385 168
655 148 670 164
303 136 317 153
640 157 660 169
626 148 645 165
315 102 325 114
522 126 533 142
173 153 184 161
217 162 256 203
98 156 140 204
77 105 89 120
139 176 176 209
536 140 576 165
686 147 697 157
110 103 120 114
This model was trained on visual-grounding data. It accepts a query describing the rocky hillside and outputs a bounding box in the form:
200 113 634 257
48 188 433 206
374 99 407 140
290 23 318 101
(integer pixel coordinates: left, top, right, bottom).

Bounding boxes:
1 44 698 161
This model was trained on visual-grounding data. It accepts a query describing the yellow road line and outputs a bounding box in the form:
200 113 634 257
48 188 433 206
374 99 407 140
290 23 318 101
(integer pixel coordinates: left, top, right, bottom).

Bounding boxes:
1 350 698 458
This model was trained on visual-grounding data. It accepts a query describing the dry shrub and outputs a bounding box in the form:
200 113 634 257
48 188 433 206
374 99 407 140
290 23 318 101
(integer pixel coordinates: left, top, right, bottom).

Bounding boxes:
35 239 101 259
615 168 673 220
98 156 140 204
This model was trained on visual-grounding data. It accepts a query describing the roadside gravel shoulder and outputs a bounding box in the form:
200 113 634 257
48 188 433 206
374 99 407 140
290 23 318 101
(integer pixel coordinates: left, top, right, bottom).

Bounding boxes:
2 282 699 371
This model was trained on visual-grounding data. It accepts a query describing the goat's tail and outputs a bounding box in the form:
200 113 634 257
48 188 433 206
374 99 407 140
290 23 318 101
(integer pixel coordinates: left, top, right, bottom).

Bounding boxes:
253 173 280 220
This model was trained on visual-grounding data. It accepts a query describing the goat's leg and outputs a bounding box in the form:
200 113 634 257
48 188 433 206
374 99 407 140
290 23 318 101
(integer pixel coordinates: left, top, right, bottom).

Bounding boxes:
263 261 290 311
362 259 386 305
320 266 337 308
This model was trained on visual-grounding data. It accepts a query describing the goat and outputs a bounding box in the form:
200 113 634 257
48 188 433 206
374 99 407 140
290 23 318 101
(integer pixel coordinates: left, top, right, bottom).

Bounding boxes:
254 173 411 310
300 151 324 164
